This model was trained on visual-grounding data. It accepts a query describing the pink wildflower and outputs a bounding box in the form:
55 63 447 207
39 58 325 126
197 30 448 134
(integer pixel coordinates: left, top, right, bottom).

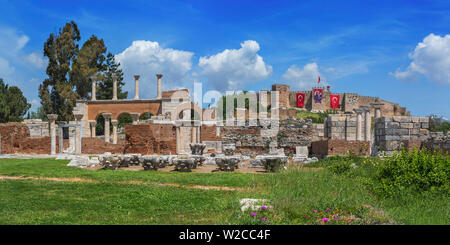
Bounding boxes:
313 210 318 213
323 218 329 222
251 213 258 217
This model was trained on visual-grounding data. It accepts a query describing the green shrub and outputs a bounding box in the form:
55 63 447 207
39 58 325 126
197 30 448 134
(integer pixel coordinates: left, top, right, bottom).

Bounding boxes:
372 149 449 196
264 158 284 173
327 158 352 174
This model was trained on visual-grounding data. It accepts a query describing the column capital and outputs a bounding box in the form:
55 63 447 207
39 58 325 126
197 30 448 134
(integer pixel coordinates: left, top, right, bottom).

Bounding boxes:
74 113 84 121
134 74 140 80
88 120 97 126
102 113 112 119
111 120 119 126
156 74 163 79
360 106 371 112
47 114 58 122
353 108 363 114
112 75 118 81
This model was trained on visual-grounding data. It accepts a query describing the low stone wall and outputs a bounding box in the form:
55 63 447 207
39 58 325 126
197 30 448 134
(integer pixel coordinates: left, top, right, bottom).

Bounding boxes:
220 119 312 156
312 123 325 141
326 114 365 140
374 116 429 152
311 139 370 156
23 119 49 137
421 132 450 155
124 124 177 155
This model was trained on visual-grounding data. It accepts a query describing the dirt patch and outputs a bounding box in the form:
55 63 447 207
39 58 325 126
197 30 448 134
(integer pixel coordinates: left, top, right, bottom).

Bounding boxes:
0 175 242 191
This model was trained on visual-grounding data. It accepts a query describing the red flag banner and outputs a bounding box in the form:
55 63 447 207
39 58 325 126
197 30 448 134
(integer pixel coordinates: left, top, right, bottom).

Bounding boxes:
313 88 323 103
296 93 305 108
330 94 340 109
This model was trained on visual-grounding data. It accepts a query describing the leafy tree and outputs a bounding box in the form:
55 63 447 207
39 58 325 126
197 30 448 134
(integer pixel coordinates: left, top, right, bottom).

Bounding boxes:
0 78 31 123
39 21 80 122
70 35 107 99
29 106 48 121
429 115 450 133
97 53 128 100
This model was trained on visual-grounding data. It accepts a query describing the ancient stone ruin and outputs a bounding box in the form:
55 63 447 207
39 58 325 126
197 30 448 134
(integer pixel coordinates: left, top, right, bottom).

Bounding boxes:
1 73 446 175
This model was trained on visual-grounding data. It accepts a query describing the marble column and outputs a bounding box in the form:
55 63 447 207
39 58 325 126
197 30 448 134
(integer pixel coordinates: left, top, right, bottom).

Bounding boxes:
103 113 112 143
112 75 118 100
47 114 58 155
90 76 97 101
111 120 118 144
156 74 162 99
370 102 384 119
130 113 140 125
74 113 83 154
176 127 181 154
89 120 97 137
353 109 363 141
191 126 196 143
361 106 371 141
134 75 140 100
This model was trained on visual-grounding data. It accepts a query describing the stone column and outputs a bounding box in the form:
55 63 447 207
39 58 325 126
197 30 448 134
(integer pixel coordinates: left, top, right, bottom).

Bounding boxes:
47 114 58 155
111 120 118 144
0 133 2 154
156 74 163 99
90 76 97 101
134 75 140 100
361 106 371 141
176 126 181 154
103 113 112 143
130 113 140 125
89 120 97 137
370 102 384 119
112 75 118 100
191 126 196 144
74 113 83 154
354 109 363 141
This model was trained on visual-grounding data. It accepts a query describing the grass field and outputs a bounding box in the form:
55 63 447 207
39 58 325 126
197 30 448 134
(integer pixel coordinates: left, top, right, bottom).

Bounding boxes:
0 156 448 225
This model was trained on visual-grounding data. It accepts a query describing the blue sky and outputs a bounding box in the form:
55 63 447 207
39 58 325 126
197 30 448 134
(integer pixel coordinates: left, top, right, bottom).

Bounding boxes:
0 0 449 118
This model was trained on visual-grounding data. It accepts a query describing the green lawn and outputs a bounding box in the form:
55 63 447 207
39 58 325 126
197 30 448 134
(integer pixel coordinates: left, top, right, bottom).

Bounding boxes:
0 157 448 225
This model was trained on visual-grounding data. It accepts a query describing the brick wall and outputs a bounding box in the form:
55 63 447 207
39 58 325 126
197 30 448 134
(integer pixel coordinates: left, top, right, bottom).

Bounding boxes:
311 139 370 156
0 123 30 154
81 138 126 154
200 125 220 141
124 124 176 155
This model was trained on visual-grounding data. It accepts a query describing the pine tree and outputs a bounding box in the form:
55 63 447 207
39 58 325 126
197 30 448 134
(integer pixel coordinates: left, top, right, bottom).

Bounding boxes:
97 53 128 100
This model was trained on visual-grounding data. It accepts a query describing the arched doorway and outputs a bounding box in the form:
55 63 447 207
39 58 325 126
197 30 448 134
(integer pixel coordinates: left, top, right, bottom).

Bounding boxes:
117 113 132 141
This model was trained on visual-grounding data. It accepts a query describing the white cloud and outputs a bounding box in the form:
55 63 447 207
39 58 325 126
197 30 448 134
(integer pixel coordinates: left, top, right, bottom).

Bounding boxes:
0 27 29 55
0 57 15 78
25 52 47 69
115 40 194 98
391 33 450 84
198 40 272 90
282 62 326 90
0 26 46 82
